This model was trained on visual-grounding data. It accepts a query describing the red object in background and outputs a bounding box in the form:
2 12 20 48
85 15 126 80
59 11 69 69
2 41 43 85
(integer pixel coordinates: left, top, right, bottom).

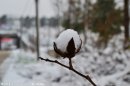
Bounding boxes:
1 38 13 42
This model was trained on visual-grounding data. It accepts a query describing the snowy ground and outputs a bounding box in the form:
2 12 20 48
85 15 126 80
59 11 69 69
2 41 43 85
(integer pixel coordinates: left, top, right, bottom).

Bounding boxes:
0 28 130 86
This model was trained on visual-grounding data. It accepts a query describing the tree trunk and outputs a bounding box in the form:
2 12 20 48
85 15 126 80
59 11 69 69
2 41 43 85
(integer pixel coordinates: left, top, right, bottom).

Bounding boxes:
124 0 129 43
83 0 90 45
68 0 75 28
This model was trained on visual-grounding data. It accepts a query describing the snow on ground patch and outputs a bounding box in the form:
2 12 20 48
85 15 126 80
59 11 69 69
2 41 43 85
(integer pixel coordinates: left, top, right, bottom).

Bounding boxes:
1 29 130 86
1 50 53 86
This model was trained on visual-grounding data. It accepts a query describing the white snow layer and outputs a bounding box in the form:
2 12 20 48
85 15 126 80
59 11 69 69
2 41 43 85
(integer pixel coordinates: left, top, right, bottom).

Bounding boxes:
55 29 81 53
1 28 130 86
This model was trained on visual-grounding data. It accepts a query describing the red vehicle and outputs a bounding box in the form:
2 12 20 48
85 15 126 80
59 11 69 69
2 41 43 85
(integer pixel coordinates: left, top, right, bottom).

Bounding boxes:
0 38 16 50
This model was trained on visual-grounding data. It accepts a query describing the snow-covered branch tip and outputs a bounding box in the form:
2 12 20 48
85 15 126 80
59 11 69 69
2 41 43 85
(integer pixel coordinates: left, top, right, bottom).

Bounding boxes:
54 29 82 58
39 29 96 86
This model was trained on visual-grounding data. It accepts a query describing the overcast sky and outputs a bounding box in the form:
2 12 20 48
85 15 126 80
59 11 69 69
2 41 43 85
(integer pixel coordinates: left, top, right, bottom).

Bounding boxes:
0 0 55 18
0 0 124 18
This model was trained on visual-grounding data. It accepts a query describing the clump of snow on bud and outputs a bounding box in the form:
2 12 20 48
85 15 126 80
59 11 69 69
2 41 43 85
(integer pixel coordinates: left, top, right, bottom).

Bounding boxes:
55 29 81 53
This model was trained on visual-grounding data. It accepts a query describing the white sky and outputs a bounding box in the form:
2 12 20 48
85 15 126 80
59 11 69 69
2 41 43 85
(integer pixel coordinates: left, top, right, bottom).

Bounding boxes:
0 0 56 18
0 0 124 18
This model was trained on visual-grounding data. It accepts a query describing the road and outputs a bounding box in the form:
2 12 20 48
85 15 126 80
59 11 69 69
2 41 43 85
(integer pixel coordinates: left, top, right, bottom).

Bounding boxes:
0 51 10 65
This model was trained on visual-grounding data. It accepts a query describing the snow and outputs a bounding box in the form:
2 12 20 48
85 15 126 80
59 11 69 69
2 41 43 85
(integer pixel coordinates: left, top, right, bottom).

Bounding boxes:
102 47 114 55
0 28 130 86
0 30 18 35
55 29 81 53
21 33 34 48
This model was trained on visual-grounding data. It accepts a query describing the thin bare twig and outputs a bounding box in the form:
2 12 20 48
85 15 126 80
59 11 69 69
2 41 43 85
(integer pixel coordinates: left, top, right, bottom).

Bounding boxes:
38 57 97 86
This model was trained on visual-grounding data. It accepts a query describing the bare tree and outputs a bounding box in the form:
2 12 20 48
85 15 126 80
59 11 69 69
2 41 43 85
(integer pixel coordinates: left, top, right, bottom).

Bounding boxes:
83 0 91 45
52 0 62 27
52 0 64 35
68 0 75 28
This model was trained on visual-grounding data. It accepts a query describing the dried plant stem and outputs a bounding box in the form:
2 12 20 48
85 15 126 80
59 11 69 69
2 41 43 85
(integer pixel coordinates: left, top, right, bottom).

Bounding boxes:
38 57 97 86
69 58 73 69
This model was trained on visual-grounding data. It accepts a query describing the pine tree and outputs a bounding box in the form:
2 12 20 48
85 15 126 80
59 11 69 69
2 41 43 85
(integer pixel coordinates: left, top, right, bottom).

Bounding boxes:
62 0 84 33
89 0 123 47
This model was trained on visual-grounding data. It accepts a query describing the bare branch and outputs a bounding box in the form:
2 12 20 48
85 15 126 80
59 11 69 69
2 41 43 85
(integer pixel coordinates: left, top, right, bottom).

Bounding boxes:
38 57 97 86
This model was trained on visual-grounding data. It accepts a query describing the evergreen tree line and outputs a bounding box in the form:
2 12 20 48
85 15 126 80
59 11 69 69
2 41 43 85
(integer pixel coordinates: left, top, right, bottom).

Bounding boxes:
0 15 59 28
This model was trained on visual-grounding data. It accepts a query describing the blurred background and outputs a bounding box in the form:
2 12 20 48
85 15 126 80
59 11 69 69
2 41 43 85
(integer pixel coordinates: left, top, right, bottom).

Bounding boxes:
0 0 130 86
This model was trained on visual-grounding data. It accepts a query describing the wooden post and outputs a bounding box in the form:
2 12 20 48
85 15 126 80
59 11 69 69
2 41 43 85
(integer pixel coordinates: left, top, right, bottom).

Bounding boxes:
35 0 40 60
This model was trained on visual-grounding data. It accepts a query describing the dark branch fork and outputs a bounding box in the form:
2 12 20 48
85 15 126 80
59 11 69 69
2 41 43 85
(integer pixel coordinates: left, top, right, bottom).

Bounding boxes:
38 57 97 86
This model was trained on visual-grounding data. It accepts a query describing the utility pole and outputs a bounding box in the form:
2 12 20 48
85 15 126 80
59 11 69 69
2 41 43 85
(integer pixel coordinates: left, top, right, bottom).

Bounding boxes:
35 0 40 60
